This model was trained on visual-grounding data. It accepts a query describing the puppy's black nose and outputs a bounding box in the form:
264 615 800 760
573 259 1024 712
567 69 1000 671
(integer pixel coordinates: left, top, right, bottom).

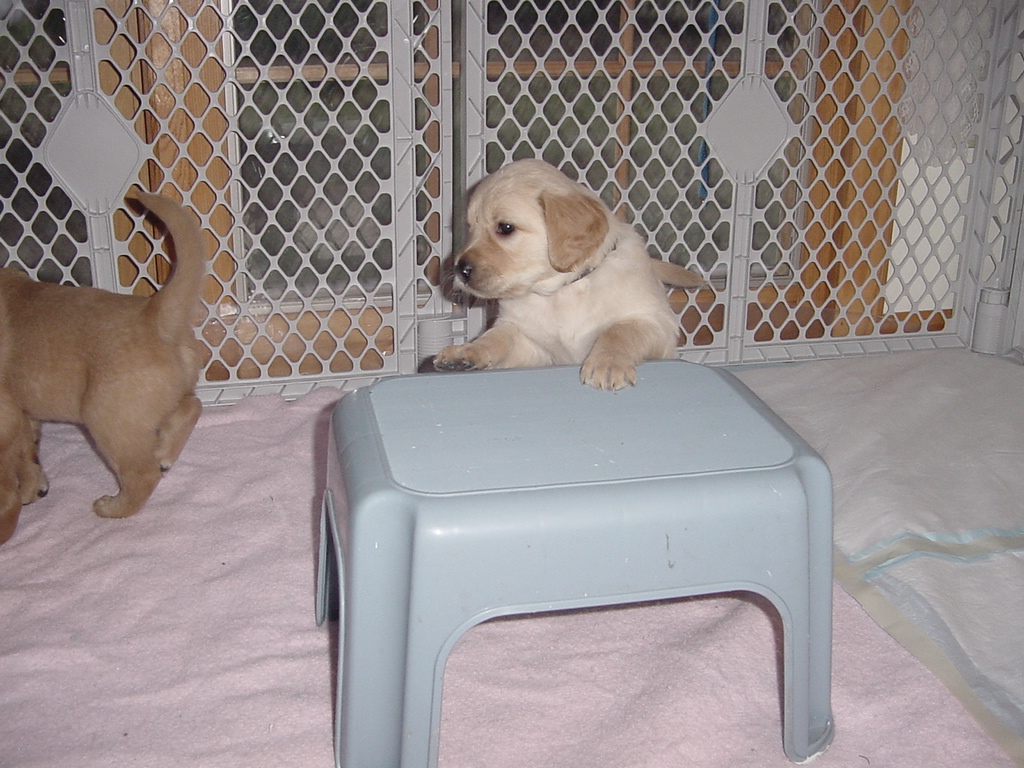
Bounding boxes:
456 258 473 284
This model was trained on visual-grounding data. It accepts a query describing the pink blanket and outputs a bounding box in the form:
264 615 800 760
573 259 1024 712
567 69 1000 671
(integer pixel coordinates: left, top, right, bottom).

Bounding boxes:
0 379 1013 767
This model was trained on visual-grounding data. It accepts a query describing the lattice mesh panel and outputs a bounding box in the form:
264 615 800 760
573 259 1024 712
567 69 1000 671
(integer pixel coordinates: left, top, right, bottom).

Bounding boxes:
217 0 401 382
468 0 1014 362
1 0 443 400
968 2 1024 290
412 0 452 312
2 0 1022 396
0 2 91 286
476 0 742 347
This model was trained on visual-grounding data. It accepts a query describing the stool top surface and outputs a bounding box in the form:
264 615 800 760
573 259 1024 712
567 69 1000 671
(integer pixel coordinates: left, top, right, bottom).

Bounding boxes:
364 361 795 494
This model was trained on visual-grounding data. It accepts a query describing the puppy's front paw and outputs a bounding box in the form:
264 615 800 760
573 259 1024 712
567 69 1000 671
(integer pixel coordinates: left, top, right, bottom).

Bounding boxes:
433 344 490 372
580 353 637 391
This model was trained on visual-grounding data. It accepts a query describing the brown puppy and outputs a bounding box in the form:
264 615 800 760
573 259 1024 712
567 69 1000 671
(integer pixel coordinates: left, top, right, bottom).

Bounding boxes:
434 159 705 390
0 190 206 544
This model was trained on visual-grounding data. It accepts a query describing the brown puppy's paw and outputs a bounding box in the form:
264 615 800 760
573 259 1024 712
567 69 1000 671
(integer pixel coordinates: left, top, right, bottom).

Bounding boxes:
433 344 490 372
580 353 637 391
93 494 142 520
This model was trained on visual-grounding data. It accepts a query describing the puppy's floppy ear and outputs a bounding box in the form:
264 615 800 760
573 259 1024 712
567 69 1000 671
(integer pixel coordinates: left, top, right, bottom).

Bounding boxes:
539 190 610 273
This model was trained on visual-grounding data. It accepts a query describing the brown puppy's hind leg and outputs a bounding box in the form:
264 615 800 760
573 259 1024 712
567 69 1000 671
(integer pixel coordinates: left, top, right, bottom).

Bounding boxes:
155 394 201 471
88 423 164 520
19 418 47 503
92 460 163 520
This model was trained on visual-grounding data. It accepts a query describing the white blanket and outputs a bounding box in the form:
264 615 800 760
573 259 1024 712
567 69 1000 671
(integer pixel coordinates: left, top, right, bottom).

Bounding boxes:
738 348 1024 764
0 349 1018 767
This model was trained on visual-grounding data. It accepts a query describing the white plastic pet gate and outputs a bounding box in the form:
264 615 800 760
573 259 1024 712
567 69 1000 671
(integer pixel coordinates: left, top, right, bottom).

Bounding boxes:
1 0 1022 403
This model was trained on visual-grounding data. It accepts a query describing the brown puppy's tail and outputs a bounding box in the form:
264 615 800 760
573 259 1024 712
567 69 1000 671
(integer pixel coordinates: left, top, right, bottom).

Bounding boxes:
126 189 207 340
652 260 707 288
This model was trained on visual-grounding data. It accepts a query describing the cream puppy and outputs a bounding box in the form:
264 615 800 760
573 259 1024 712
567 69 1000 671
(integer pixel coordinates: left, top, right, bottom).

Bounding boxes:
434 159 705 390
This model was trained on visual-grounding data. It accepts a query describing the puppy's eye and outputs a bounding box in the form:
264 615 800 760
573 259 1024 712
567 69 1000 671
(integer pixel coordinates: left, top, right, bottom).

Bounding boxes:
496 222 515 236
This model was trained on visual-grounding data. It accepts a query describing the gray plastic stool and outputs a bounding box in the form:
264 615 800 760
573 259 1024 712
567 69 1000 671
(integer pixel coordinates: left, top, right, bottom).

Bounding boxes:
316 360 834 766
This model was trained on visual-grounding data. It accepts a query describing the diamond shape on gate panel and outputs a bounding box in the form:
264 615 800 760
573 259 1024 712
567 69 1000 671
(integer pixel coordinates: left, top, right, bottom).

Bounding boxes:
44 93 143 215
704 76 791 184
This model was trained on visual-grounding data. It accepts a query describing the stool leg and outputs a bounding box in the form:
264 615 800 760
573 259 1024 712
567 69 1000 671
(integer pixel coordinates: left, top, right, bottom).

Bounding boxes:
776 583 834 762
400 613 476 768
344 505 415 768
339 590 410 767
316 493 340 626
780 492 835 762
321 490 418 768
347 579 478 768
